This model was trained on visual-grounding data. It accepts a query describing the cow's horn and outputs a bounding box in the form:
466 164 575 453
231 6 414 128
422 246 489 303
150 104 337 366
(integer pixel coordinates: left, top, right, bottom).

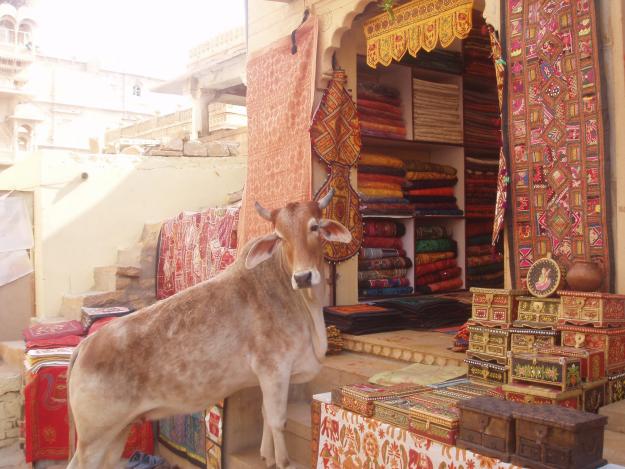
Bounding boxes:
255 202 272 221
318 189 334 209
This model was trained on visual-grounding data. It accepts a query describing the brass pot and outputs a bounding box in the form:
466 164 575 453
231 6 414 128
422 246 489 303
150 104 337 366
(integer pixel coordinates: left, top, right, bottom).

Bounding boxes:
566 260 604 292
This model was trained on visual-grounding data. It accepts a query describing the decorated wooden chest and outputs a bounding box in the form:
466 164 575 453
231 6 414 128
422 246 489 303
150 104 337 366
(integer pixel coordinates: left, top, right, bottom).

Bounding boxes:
512 403 607 469
510 327 560 354
408 400 460 445
538 346 605 383
408 391 460 407
502 383 581 409
509 352 582 391
446 382 505 399
466 358 508 385
341 383 426 417
513 296 560 329
559 290 625 328
559 325 625 374
457 397 521 462
467 326 510 364
470 288 526 327
373 397 413 429
581 378 607 413
608 370 625 404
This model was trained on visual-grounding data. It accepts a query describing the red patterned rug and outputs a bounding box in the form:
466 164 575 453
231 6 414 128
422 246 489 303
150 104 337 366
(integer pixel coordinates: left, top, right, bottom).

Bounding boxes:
504 0 611 289
238 16 318 246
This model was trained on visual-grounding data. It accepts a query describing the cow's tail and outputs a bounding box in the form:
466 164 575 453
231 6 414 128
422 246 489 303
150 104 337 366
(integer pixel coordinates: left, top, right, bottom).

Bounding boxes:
67 342 82 462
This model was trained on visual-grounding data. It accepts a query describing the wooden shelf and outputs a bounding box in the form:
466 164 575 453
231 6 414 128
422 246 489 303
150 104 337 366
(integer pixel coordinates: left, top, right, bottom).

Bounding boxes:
362 135 464 152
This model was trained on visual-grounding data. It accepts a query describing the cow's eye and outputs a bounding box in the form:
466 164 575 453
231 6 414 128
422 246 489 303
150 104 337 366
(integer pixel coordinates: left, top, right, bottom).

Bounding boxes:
311 224 319 232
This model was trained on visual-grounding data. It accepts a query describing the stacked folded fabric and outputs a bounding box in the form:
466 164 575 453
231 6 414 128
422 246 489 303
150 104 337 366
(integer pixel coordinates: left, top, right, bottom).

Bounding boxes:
466 221 504 287
358 153 415 216
465 155 498 218
373 296 471 329
413 224 462 294
323 304 408 335
357 81 407 139
462 21 498 93
408 49 464 75
413 77 462 144
359 220 413 297
404 161 463 216
463 89 501 150
326 326 343 354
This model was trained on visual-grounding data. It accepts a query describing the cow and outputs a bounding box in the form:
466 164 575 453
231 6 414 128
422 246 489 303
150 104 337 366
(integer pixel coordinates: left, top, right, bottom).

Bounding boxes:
66 190 351 469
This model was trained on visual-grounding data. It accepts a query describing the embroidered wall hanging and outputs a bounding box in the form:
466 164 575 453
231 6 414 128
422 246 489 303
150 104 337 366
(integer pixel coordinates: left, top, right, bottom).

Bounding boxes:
239 15 318 246
505 0 612 290
364 0 474 68
310 69 363 262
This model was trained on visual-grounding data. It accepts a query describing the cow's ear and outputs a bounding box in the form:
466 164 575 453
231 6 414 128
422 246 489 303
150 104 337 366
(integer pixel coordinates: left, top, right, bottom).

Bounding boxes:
319 219 352 243
245 233 281 269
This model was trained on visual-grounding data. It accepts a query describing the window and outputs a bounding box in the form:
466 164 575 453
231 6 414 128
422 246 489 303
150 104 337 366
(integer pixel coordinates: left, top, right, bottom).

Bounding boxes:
17 124 32 152
132 83 142 97
18 22 31 46
0 18 16 44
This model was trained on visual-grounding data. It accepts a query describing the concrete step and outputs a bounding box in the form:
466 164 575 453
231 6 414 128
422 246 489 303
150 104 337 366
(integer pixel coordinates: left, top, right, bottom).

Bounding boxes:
0 361 22 393
0 342 25 369
604 429 625 466
600 399 625 434
93 265 141 292
285 401 312 468
0 442 27 468
228 447 307 469
59 290 124 320
116 243 143 268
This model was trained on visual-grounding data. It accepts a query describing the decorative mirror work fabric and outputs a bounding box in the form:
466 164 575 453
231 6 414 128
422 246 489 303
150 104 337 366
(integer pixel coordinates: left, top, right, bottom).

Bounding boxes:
239 16 318 246
311 70 363 262
505 0 611 289
364 0 474 68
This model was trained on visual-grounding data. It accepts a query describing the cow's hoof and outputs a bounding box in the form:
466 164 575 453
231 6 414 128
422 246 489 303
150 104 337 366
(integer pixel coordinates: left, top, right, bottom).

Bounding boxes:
261 454 276 468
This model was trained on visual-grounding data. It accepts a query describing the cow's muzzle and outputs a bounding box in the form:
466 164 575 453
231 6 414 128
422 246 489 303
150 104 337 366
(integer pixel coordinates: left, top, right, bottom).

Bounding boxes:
292 269 320 289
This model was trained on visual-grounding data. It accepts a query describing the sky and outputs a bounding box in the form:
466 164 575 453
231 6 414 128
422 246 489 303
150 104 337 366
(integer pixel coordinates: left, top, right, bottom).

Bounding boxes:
36 0 246 79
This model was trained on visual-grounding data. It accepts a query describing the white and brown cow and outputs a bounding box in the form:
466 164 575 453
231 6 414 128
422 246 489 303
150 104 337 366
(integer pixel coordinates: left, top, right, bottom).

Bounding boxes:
66 190 350 469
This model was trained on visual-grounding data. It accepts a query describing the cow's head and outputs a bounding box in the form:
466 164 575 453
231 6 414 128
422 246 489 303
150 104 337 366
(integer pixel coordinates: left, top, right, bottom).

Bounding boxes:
245 190 351 289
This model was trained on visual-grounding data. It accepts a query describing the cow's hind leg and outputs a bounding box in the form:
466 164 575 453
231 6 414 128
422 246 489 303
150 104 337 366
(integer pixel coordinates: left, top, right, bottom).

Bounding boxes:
261 405 275 467
103 425 132 468
73 425 128 469
257 371 292 469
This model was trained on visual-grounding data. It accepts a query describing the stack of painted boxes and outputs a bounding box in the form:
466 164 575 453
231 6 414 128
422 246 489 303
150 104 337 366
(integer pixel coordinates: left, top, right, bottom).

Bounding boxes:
465 288 527 386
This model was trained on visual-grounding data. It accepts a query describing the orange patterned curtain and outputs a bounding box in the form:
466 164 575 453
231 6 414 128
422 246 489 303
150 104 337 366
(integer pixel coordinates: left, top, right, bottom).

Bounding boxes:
364 0 474 68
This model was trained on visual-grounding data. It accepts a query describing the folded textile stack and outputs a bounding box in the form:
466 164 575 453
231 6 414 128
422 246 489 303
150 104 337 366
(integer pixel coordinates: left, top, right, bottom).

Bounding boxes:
408 49 464 75
466 221 504 288
25 347 75 374
373 296 471 329
465 155 498 219
357 81 407 139
404 161 462 216
412 77 462 144
81 305 134 330
462 18 498 94
358 153 415 216
326 325 343 355
413 224 462 294
323 304 408 335
359 219 413 297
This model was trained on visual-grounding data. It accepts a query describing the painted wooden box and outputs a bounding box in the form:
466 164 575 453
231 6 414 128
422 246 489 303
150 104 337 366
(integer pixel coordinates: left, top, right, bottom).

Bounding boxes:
470 288 526 328
341 383 427 417
457 397 522 462
502 383 581 409
408 391 460 407
408 400 460 445
446 382 505 399
538 346 605 383
559 290 625 328
467 325 510 365
466 358 508 385
513 296 560 329
509 352 582 391
581 378 607 413
373 397 413 429
512 404 607 469
559 325 625 374
608 370 625 404
510 327 560 354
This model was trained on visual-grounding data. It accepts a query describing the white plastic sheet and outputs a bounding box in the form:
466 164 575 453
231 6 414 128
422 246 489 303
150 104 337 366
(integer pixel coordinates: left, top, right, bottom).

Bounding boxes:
0 196 33 252
0 250 33 287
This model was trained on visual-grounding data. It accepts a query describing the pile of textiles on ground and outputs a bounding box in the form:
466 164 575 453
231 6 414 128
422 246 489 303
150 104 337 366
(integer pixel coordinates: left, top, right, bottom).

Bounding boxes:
357 81 406 139
372 295 471 329
466 221 504 287
404 161 462 216
22 307 154 464
465 155 498 218
359 219 413 297
408 49 464 75
412 77 462 144
323 304 408 335
358 153 415 216
413 224 462 294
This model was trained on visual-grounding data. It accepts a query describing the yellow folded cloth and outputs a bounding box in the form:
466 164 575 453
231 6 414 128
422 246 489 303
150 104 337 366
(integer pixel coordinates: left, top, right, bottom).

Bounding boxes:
357 180 403 192
359 188 405 199
360 152 406 169
406 171 458 181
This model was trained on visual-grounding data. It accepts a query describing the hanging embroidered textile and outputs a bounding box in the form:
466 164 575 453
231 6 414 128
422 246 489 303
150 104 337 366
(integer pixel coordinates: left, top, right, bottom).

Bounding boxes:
364 0 474 68
505 0 611 289
239 16 318 246
489 26 508 246
310 69 363 262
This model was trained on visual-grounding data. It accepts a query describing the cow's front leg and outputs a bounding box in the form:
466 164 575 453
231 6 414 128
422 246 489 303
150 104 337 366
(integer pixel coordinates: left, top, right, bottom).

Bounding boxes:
260 405 275 467
257 369 292 469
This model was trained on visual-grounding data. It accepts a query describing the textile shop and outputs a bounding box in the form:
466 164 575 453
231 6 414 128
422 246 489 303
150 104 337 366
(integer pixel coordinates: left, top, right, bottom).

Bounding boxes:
19 0 625 468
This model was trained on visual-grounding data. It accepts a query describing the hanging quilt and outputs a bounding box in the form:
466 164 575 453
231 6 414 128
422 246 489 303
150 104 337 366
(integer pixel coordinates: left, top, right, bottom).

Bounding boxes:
505 0 611 289
310 69 363 262
364 0 474 68
239 15 318 246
